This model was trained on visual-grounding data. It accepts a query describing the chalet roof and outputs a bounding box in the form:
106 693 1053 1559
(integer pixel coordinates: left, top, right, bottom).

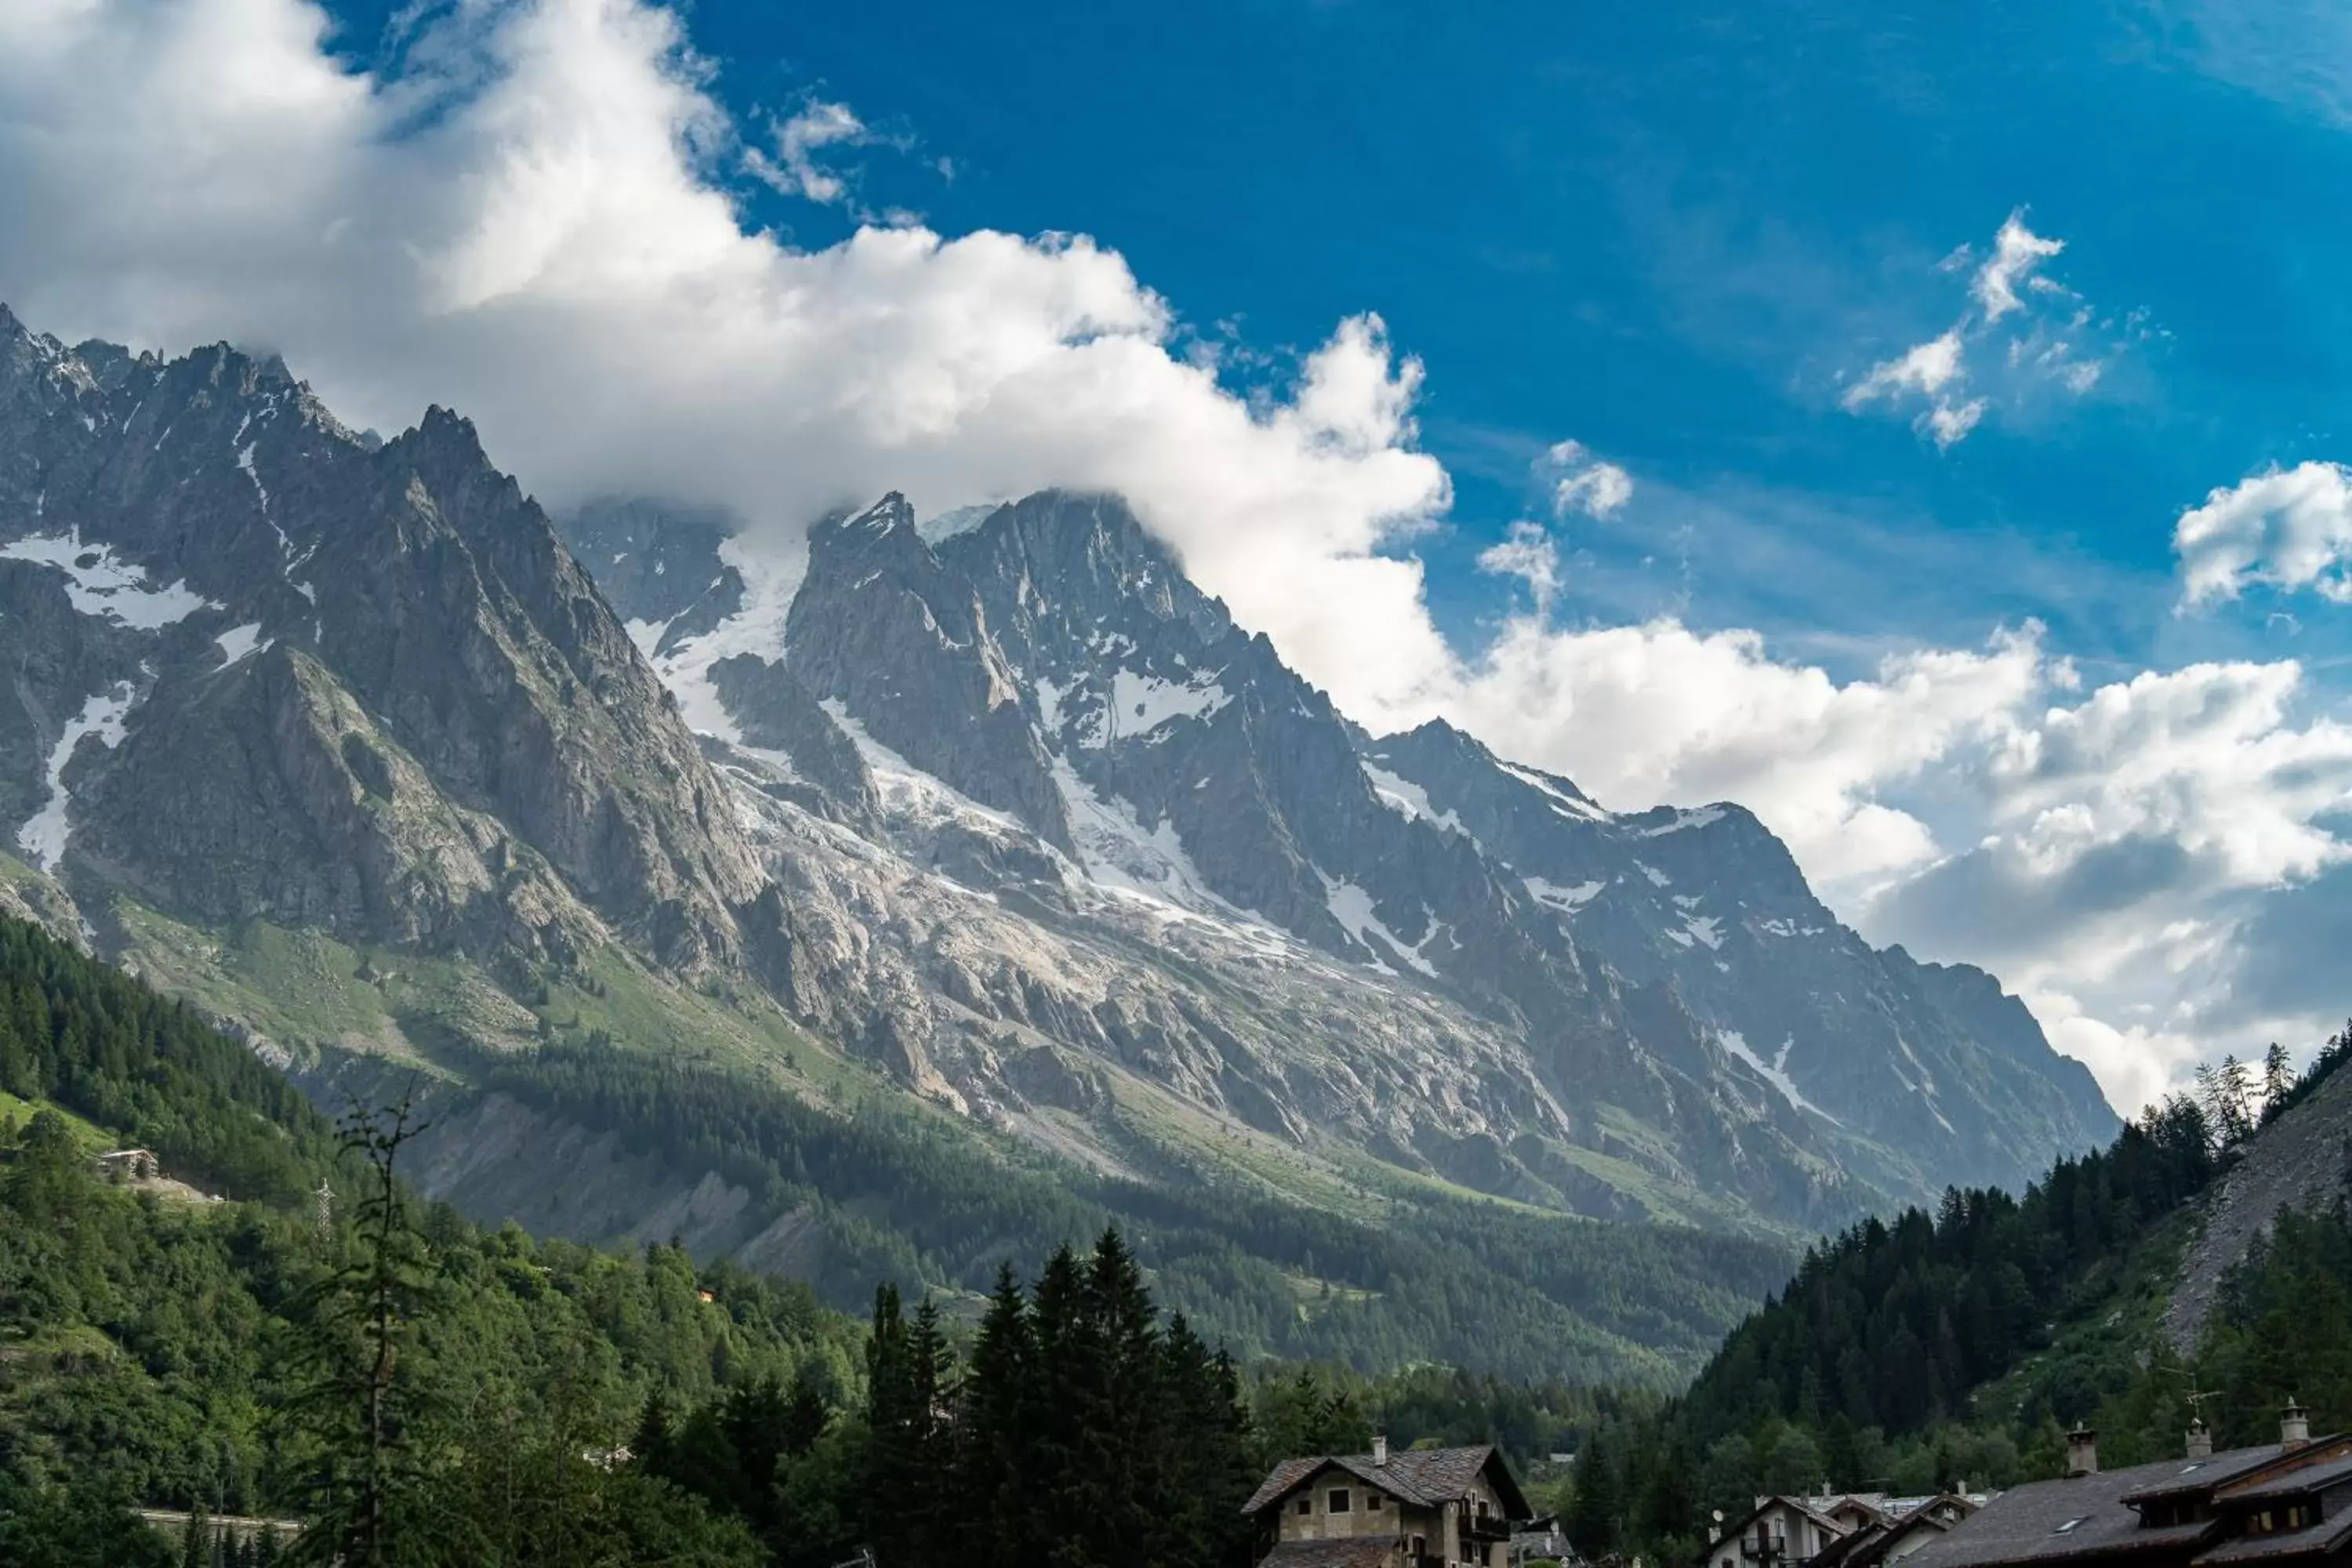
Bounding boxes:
1241 1445 1531 1519
1899 1450 2288 1568
1260 1541 1398 1568
1844 1506 1968 1568
1807 1523 1891 1568
2216 1453 2352 1505
2190 1517 2352 1567
2117 1448 2296 1504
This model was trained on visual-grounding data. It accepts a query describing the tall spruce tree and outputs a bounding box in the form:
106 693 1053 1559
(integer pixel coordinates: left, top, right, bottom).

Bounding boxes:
285 1091 445 1568
1076 1229 1165 1566
904 1298 959 1565
1030 1244 1093 1568
958 1263 1039 1568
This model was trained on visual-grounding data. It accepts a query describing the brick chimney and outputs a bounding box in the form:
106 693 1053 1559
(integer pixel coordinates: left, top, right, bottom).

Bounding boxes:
2067 1426 2100 1478
2187 1420 2212 1461
1373 1435 1389 1467
2282 1402 2310 1452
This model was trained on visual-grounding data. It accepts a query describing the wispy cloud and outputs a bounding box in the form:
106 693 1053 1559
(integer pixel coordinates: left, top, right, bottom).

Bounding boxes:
1842 211 2121 449
1477 519 1563 616
1542 438 1635 517
744 99 866 206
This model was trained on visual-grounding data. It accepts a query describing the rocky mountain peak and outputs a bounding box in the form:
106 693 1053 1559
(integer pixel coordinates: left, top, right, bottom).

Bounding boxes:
786 489 1073 850
0 299 2125 1256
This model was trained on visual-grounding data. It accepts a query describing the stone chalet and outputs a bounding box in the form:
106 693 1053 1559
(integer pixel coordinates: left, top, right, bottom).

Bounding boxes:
96 1148 160 1181
1898 1406 2352 1568
1244 1439 1534 1568
1705 1492 1984 1568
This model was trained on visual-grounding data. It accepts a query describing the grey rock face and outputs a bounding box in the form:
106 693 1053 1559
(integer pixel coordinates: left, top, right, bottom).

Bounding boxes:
561 495 746 655
700 487 2115 1209
706 652 880 828
2165 1063 2352 1351
1364 719 2119 1198
0 313 760 966
782 495 1074 850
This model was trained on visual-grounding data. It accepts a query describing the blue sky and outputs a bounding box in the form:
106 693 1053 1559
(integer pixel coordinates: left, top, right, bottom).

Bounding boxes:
615 0 2350 673
8 0 2352 1109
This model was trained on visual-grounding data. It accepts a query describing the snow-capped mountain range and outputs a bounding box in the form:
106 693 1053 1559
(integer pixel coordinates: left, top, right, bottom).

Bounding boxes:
0 304 2114 1247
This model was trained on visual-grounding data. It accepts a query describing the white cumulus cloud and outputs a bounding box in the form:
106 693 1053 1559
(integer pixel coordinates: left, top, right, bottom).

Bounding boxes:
1973 212 2067 323
2173 461 2352 609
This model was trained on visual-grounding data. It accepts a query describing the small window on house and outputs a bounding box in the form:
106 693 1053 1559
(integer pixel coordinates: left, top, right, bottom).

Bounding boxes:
1369 1494 1385 1511
2053 1518 2089 1536
1297 1497 1312 1515
1330 1489 1352 1514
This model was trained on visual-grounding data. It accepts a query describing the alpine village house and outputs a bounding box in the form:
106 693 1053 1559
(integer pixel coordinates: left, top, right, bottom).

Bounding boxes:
1704 1491 1985 1568
1244 1439 1534 1568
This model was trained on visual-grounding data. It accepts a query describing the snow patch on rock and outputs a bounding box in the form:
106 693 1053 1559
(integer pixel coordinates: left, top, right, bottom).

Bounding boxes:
1497 760 1611 822
1719 1029 1837 1123
648 533 808 742
1642 806 1726 836
1361 761 1474 838
17 682 136 870
214 622 269 665
0 530 216 628
1078 669 1231 746
1322 875 1439 978
1524 875 1603 913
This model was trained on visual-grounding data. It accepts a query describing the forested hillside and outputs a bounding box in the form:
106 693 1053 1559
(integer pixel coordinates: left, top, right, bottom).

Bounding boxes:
0 914 849 1563
437 1031 1797 1383
0 911 1628 1566
1558 1023 2352 1567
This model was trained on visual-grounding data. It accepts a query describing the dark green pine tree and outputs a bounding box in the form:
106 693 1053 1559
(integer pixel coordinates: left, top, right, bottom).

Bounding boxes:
863 1285 958 1566
630 1392 677 1479
780 1364 833 1458
1568 1428 1622 1559
1029 1244 1094 1568
657 1400 743 1517
1158 1317 1259 1568
1073 1229 1165 1568
285 1091 446 1568
959 1262 1040 1568
904 1297 960 1565
862 1283 916 1563
722 1374 794 1538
